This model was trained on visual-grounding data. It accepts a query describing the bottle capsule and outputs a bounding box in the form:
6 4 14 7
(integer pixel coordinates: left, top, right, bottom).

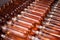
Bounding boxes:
28 36 39 40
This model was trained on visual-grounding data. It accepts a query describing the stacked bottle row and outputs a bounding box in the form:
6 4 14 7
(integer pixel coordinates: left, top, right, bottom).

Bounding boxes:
34 0 60 40
0 0 24 24
1 0 54 40
0 0 34 25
